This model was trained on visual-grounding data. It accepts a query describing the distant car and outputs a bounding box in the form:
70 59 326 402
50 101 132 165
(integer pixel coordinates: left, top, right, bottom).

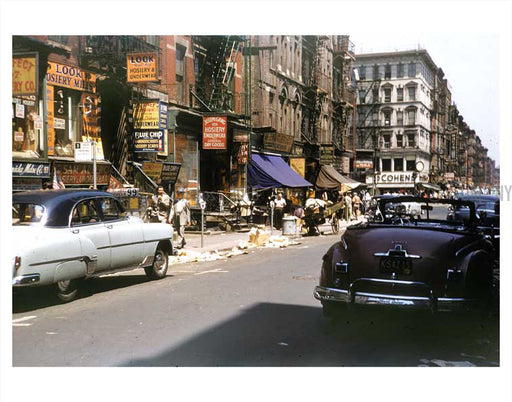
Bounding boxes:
315 196 498 315
12 189 173 302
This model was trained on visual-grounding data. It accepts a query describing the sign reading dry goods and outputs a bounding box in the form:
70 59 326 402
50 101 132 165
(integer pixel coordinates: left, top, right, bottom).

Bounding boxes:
46 62 96 93
203 116 227 149
134 130 164 152
13 54 38 96
127 52 158 83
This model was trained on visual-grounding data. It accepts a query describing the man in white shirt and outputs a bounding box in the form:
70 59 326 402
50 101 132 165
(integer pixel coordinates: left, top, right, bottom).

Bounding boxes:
273 192 286 229
172 191 191 248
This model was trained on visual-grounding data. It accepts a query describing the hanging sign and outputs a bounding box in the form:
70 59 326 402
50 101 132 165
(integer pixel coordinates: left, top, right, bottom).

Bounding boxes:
126 52 158 82
134 130 164 152
142 162 163 182
46 62 96 93
289 158 306 178
161 163 181 183
203 116 227 149
133 100 160 129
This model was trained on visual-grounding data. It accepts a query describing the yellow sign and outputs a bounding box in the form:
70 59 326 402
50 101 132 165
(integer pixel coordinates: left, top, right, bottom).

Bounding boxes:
46 62 96 93
290 158 306 178
127 52 158 82
142 162 163 182
47 85 55 155
13 55 38 96
133 101 160 129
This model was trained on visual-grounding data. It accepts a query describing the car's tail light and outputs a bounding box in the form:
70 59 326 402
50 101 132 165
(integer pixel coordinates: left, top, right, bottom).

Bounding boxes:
14 256 21 270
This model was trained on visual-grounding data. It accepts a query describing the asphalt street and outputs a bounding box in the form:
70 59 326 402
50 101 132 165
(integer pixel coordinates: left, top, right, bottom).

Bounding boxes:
12 234 499 367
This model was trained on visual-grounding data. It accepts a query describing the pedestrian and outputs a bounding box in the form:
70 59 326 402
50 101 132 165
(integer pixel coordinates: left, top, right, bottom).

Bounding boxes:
173 190 191 248
274 192 286 229
149 186 172 224
344 192 353 222
352 192 362 218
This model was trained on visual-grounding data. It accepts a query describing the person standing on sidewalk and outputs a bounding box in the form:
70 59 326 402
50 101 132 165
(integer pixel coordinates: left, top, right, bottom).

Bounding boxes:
352 192 362 218
173 190 191 248
274 192 286 229
344 192 353 222
149 186 172 224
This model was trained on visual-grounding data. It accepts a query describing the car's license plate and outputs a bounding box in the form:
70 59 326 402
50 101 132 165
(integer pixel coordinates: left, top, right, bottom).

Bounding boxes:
380 258 413 275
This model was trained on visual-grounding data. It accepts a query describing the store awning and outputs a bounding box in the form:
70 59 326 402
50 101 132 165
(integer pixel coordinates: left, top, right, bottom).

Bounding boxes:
315 164 362 190
248 153 313 189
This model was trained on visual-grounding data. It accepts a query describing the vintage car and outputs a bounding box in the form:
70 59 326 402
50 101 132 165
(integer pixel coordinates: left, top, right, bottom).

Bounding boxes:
12 189 173 302
314 196 498 316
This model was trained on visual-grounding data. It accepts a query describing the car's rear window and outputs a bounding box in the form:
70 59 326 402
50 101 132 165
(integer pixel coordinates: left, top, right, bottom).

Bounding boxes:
12 203 46 225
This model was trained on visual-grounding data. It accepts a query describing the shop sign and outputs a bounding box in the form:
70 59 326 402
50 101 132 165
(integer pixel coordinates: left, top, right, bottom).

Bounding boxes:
55 162 111 185
12 161 51 178
15 103 25 118
233 129 248 143
12 178 42 191
74 142 93 162
142 162 163 182
203 116 227 150
342 156 350 174
263 132 294 153
133 100 160 130
355 160 373 169
14 128 24 142
12 54 38 96
126 52 158 82
34 115 43 130
319 145 335 164
54 117 66 130
46 62 96 93
161 163 181 183
444 172 455 181
366 172 430 185
289 157 305 178
47 85 55 155
237 143 249 165
134 130 165 152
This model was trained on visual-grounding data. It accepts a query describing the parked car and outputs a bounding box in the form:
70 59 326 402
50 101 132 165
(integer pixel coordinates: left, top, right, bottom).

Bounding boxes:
315 196 498 316
12 189 173 302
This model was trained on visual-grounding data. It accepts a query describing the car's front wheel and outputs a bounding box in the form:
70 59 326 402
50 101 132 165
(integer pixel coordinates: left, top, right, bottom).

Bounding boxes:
145 246 169 279
55 279 81 302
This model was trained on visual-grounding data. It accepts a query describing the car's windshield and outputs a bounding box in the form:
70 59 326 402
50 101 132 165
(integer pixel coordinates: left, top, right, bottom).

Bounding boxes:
12 203 46 225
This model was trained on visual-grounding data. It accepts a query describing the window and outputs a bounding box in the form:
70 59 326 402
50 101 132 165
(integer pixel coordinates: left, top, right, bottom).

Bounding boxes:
383 110 391 126
100 198 125 221
382 159 391 171
372 87 378 102
408 62 416 77
359 89 366 104
53 88 81 157
359 65 366 80
407 133 416 147
396 134 403 147
397 110 403 125
48 36 67 44
407 108 416 125
373 64 379 79
71 199 100 226
385 64 391 79
175 44 186 102
397 88 403 101
397 63 404 78
394 158 404 171
406 160 416 171
145 36 159 47
408 86 416 101
383 134 391 148
12 203 45 226
384 88 391 102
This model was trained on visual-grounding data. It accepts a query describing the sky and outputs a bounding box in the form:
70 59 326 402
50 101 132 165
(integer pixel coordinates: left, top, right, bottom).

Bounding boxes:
351 32 500 166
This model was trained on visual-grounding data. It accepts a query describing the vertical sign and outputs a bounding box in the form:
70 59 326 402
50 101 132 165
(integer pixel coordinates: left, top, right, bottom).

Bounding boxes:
203 116 227 150
47 85 55 155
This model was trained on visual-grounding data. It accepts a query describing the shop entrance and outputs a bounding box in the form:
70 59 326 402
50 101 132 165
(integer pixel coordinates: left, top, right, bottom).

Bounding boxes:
200 149 230 193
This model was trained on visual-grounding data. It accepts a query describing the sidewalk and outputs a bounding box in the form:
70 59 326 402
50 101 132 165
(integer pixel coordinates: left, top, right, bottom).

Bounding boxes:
181 217 365 254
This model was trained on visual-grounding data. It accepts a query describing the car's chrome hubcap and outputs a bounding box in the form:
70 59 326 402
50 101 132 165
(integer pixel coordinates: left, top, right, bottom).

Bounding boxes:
154 251 167 272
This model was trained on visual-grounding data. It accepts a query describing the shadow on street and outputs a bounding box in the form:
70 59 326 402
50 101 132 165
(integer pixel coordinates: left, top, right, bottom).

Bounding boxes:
120 302 499 367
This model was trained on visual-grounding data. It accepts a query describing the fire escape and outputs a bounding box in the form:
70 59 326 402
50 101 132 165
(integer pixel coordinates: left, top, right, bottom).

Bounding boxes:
190 36 245 113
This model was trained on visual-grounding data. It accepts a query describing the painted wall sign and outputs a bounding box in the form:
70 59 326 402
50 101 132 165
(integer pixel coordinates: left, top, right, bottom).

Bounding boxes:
203 116 227 149
55 162 111 185
46 62 96 93
134 130 164 152
263 132 293 153
12 54 38 96
289 157 306 178
126 52 158 82
12 161 51 178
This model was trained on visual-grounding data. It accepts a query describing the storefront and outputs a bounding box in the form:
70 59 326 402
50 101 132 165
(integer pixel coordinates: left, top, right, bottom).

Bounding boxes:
54 159 111 189
365 172 431 195
12 160 51 192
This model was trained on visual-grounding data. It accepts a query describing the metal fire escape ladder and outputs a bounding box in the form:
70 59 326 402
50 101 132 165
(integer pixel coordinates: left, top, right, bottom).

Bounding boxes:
357 78 381 148
308 37 327 143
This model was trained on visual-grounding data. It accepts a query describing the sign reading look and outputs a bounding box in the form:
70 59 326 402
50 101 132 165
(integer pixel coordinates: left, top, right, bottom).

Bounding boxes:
127 52 158 82
203 116 227 150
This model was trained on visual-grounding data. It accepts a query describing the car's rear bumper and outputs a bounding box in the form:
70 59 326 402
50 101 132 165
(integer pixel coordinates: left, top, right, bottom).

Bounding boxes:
314 281 479 312
12 274 40 286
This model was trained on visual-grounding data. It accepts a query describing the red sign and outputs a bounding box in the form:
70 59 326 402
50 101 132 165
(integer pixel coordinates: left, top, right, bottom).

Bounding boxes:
203 116 227 149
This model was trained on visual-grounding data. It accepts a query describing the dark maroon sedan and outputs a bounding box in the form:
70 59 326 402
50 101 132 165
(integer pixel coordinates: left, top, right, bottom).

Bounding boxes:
315 196 498 315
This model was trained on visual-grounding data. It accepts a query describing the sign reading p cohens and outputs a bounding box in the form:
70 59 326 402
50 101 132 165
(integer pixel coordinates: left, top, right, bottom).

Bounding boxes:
127 52 158 83
203 116 227 150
